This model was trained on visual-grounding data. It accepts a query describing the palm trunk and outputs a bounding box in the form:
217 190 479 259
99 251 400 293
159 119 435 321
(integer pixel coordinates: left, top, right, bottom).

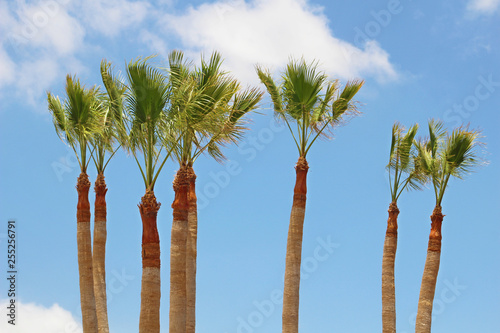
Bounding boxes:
93 173 109 333
415 206 444 333
170 165 189 333
138 190 161 333
382 202 399 333
186 166 197 333
282 157 309 333
76 172 98 333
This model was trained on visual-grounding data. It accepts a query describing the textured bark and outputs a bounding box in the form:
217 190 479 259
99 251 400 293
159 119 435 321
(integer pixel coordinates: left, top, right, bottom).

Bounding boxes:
415 206 444 333
139 190 161 333
186 166 197 333
382 202 399 333
282 157 309 333
170 166 189 333
93 173 109 333
76 172 98 333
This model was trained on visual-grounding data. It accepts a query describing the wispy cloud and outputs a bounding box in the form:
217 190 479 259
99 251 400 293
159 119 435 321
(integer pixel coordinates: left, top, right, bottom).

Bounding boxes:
466 0 500 15
139 30 169 57
160 0 398 85
0 0 149 109
78 0 150 37
0 1 85 107
0 0 400 113
0 299 82 333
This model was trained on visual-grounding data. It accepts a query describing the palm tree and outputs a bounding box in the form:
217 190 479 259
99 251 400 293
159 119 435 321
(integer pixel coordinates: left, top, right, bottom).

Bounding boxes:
256 59 363 333
124 56 173 333
414 120 482 333
165 50 262 333
382 122 422 333
86 60 127 333
48 75 104 332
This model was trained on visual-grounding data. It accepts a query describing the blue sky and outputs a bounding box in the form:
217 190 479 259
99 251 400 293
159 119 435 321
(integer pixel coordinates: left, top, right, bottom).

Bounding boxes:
0 0 499 332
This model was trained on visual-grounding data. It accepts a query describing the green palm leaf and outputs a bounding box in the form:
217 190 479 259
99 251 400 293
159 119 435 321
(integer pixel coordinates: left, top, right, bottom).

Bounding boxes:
48 75 105 173
387 122 424 201
416 119 483 206
257 58 364 157
125 56 171 189
166 50 262 166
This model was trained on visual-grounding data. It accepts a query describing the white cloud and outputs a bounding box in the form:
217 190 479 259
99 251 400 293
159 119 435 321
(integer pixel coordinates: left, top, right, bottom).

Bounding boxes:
466 0 500 15
160 0 398 85
140 30 169 57
0 48 16 89
6 1 85 56
0 1 86 108
0 2 18 89
18 57 62 105
0 299 82 333
80 0 149 37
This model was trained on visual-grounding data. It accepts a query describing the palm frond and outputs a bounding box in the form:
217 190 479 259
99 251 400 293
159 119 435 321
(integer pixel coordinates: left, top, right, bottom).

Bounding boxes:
47 92 71 144
100 59 127 147
165 51 261 165
255 65 283 116
427 119 446 158
47 75 106 173
415 119 484 206
387 122 426 201
125 56 170 151
257 58 363 157
444 126 483 179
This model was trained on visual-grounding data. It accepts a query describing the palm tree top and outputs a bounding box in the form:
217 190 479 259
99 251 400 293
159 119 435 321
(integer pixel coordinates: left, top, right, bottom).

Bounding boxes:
88 60 128 174
48 75 105 173
387 122 425 202
256 58 364 157
415 119 484 207
124 56 172 190
165 50 262 166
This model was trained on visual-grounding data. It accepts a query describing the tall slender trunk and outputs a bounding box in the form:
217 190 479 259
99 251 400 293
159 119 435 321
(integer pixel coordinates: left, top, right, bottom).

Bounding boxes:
170 165 189 333
186 166 197 333
138 190 161 333
93 173 109 333
76 172 98 333
282 157 309 333
382 202 399 333
415 206 444 333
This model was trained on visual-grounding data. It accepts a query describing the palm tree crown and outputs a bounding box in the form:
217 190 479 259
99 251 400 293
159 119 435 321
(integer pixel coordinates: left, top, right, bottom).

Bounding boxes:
387 122 425 202
166 50 262 166
90 59 127 174
124 56 172 190
256 59 364 157
48 75 105 173
415 120 483 206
